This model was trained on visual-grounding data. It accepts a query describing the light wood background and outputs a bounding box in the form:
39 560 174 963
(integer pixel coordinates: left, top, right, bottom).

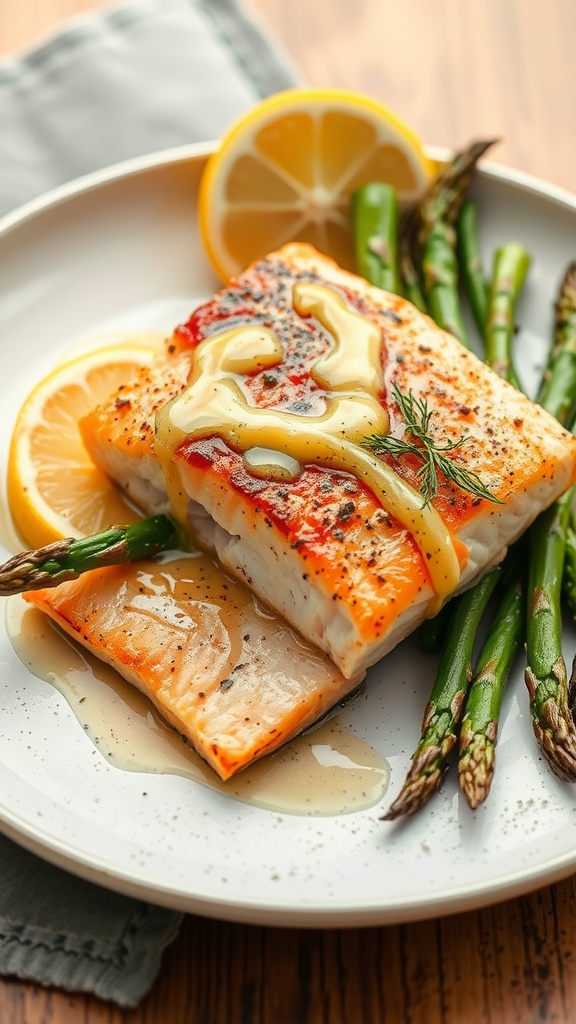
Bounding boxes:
2 1 576 1022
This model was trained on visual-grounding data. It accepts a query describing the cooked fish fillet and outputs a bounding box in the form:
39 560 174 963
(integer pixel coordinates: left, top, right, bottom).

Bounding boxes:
25 552 360 780
80 243 576 678
79 347 192 516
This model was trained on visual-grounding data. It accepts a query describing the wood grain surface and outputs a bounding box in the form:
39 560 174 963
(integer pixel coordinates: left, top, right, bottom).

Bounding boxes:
2 1 576 1022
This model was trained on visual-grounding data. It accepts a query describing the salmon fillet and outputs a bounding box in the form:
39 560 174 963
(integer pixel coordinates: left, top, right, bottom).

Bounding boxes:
80 243 576 678
25 552 360 780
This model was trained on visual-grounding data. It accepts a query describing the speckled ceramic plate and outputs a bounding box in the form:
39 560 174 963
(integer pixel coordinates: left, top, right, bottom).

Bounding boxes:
1 145 576 927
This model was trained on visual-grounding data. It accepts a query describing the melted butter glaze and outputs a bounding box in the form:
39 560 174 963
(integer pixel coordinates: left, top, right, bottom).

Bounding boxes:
157 283 460 604
243 447 301 481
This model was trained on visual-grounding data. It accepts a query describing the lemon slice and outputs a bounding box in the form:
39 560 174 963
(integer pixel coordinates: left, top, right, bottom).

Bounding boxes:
198 87 434 281
7 340 162 549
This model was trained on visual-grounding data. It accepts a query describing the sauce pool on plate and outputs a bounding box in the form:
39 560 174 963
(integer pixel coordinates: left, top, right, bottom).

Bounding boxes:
6 595 390 816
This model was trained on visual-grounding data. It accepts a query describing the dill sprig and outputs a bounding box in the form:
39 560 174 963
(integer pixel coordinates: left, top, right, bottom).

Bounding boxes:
363 381 503 507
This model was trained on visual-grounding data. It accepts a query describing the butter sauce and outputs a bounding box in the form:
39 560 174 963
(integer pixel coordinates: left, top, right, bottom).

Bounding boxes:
243 447 301 481
6 597 390 815
156 282 461 603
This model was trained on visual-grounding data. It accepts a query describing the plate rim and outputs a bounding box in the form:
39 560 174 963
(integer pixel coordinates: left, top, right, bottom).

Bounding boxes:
2 141 576 244
0 140 218 240
4 794 576 928
2 145 576 928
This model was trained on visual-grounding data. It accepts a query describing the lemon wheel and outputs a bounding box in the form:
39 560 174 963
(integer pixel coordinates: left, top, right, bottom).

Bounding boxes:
198 87 434 281
7 341 162 549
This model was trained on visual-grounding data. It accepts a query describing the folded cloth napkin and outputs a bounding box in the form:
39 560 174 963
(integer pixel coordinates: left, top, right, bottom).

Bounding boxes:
0 0 299 215
0 0 299 1006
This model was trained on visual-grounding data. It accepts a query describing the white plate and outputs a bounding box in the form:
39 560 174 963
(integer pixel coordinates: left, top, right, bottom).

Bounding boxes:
1 144 576 928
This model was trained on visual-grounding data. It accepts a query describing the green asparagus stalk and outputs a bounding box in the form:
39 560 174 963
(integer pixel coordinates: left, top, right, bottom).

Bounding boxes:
457 259 576 801
458 568 525 807
0 515 179 596
562 509 576 620
417 139 497 346
484 243 530 388
524 486 576 780
457 198 489 335
537 262 576 424
422 219 469 344
454 245 530 807
522 263 576 779
383 566 501 820
398 207 428 312
352 182 401 294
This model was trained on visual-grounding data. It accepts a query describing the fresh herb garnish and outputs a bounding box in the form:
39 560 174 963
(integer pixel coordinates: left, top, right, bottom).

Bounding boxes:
363 381 504 506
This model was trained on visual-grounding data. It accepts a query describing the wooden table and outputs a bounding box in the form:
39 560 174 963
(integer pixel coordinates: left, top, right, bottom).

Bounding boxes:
2 1 576 1021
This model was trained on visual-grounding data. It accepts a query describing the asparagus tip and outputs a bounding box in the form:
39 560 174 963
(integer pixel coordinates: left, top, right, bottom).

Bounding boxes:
458 724 496 810
0 539 76 596
381 744 450 821
0 516 178 597
525 664 576 782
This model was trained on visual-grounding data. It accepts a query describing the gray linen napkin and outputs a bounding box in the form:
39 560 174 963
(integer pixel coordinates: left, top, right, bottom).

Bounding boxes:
0 0 298 1006
0 0 299 215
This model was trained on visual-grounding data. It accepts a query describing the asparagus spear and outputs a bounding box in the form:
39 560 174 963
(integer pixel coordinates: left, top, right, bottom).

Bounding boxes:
457 198 489 335
457 259 576 800
416 139 497 346
421 207 468 344
524 486 576 779
453 247 531 806
562 509 576 620
0 515 178 596
541 262 576 666
352 182 401 294
398 206 428 312
458 567 525 807
484 243 530 388
522 263 576 778
537 262 576 425
383 567 501 820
